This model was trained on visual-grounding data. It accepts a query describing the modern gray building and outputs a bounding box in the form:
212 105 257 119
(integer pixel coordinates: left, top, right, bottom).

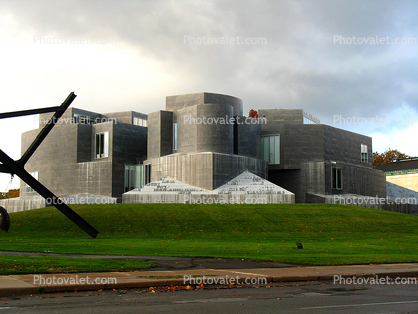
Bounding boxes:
259 109 386 202
144 92 266 191
20 108 148 202
16 91 386 207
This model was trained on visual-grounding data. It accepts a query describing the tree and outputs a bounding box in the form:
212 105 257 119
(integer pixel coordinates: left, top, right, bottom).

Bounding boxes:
373 149 410 168
0 189 19 200
248 109 258 120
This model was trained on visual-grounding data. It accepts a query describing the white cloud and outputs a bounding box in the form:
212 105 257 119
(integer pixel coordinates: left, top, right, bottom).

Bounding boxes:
371 123 418 156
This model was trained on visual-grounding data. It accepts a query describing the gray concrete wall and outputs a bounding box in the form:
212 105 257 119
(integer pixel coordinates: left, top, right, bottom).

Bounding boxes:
300 162 326 201
166 92 243 121
323 125 373 168
259 109 304 126
76 123 93 163
324 162 386 198
0 198 46 213
177 106 198 153
146 152 267 190
259 109 325 169
203 93 243 116
147 110 173 158
111 122 147 199
237 117 261 159
269 161 385 203
20 123 79 198
102 111 148 125
38 108 102 127
177 104 235 155
146 153 214 190
21 116 147 201
212 153 267 189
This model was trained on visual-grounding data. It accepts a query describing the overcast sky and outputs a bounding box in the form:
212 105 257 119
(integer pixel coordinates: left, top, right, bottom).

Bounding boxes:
0 0 417 191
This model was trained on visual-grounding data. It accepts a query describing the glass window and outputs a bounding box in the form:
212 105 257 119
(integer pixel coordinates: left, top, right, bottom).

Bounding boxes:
361 144 368 163
145 164 151 184
261 135 280 165
332 168 342 190
95 132 109 158
26 171 38 193
124 164 145 192
133 117 147 127
173 123 178 150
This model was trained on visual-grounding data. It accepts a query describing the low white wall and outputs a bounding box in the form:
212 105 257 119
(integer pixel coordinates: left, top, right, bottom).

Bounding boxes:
122 193 295 204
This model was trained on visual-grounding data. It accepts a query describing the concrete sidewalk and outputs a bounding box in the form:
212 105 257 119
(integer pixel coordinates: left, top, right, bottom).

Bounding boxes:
2 263 418 297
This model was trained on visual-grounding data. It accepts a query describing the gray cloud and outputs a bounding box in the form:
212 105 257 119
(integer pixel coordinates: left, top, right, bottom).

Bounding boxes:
1 0 418 127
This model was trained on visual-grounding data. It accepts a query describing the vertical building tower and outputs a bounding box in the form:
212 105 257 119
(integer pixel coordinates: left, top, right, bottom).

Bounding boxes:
145 92 266 190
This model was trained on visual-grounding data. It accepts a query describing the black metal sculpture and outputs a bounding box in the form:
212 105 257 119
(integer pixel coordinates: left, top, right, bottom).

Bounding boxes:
0 92 99 238
0 206 10 232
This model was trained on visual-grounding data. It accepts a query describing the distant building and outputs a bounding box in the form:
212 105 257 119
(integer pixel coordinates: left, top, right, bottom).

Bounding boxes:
376 158 418 192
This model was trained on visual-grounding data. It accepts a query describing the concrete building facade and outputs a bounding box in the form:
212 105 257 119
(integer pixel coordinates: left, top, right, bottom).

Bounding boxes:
13 91 386 208
19 108 148 202
144 93 266 191
259 109 386 202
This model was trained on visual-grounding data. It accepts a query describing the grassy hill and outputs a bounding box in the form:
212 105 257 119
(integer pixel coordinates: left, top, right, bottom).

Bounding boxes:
1 203 418 267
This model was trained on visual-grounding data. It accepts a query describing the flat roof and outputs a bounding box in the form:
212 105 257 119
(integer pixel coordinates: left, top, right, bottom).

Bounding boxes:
376 158 418 173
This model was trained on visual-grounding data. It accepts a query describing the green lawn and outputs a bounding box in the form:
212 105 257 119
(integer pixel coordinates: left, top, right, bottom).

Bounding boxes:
0 255 154 275
1 203 418 274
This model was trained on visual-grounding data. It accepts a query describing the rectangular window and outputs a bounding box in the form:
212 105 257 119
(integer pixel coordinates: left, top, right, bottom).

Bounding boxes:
95 132 109 158
173 123 178 150
144 164 151 184
261 135 280 165
332 168 342 190
233 117 238 155
133 117 147 127
361 144 368 163
124 164 144 192
26 171 38 193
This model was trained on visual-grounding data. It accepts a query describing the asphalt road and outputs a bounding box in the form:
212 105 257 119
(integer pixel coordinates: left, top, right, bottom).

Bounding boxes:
2 281 418 313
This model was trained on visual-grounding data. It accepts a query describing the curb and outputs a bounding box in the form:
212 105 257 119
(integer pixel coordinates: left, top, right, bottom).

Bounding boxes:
2 270 418 297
